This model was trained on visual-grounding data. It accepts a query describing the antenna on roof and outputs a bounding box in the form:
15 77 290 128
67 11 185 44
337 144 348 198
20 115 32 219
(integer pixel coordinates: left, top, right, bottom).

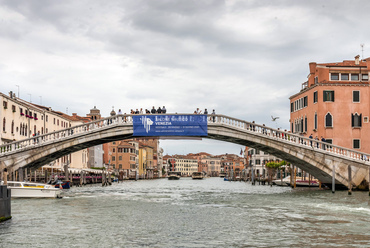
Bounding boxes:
361 44 364 59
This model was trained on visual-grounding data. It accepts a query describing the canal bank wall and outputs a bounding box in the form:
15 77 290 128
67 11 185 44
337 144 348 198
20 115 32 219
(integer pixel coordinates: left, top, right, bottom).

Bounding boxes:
0 185 11 222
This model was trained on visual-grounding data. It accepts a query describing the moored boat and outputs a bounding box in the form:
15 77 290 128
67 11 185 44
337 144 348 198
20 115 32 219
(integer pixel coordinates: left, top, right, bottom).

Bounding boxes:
3 181 62 198
168 172 181 180
272 176 319 187
191 172 204 180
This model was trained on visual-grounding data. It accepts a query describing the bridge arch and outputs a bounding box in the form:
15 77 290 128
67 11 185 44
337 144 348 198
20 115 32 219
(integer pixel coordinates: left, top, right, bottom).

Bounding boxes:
1 114 369 188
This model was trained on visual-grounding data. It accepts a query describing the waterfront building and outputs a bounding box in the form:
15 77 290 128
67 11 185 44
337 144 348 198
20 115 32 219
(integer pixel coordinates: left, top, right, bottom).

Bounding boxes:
247 148 280 177
109 139 138 178
0 91 84 170
290 55 370 152
86 107 104 168
201 156 221 177
138 142 154 179
167 156 198 176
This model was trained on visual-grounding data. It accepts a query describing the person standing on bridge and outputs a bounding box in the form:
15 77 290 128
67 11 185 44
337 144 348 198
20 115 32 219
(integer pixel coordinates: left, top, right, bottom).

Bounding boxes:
151 106 156 114
321 136 326 150
315 136 319 148
204 109 208 115
157 107 162 114
162 106 166 114
212 109 216 122
309 134 313 147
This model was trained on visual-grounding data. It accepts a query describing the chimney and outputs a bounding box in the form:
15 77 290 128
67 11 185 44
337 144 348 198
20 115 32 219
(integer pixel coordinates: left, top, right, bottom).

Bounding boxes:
355 55 360 65
9 91 13 98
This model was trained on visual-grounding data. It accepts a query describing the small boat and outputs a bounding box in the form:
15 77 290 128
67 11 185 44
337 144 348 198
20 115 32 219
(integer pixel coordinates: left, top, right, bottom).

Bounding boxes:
53 180 70 189
272 176 290 186
273 176 319 187
191 172 204 180
219 172 226 178
3 181 62 198
168 171 181 180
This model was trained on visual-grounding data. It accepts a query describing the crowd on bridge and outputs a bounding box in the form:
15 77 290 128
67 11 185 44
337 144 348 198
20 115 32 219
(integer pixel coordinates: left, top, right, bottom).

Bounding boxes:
115 106 217 116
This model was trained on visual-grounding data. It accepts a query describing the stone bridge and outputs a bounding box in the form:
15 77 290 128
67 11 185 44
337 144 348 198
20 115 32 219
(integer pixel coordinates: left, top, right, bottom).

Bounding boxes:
0 114 369 189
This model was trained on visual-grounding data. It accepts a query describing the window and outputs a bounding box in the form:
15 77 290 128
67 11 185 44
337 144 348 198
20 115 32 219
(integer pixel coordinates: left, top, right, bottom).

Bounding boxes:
3 101 7 109
362 74 368 81
331 73 339 80
341 73 349 80
304 96 308 107
314 76 318 84
352 113 362 128
314 113 318 130
364 117 369 123
353 139 360 149
353 91 360 102
46 115 48 122
313 91 318 103
304 116 307 132
2 118 5 132
323 91 334 102
112 156 116 161
325 113 333 127
119 156 122 161
12 105 16 112
291 102 294 113
351 74 359 81
112 148 115 152
255 159 260 165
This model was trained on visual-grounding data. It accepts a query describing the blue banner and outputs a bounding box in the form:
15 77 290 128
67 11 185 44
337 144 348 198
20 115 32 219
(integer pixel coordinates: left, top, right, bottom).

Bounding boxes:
133 115 208 136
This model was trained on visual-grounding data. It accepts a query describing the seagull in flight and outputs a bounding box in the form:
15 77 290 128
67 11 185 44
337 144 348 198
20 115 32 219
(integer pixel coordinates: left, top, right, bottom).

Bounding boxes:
271 116 279 122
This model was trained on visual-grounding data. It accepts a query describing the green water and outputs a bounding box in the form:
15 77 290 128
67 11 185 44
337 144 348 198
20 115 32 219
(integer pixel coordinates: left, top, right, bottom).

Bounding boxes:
1 178 369 247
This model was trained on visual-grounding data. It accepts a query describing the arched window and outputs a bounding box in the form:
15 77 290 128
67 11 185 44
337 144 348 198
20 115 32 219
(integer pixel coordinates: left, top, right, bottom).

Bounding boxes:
352 113 362 128
325 113 333 127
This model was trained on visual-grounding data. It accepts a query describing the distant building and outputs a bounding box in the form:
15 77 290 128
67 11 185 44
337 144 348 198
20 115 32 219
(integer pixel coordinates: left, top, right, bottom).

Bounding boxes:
290 56 370 152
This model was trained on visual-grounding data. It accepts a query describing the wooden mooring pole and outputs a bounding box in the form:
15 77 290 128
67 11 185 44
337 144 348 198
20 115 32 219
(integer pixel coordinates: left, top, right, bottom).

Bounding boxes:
332 165 335 194
348 165 352 195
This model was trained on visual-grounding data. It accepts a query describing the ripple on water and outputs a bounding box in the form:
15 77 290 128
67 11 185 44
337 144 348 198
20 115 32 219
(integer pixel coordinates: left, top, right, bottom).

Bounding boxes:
1 178 370 247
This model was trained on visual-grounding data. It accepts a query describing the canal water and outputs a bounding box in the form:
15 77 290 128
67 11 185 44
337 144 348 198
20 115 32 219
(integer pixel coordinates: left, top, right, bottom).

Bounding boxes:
1 178 370 247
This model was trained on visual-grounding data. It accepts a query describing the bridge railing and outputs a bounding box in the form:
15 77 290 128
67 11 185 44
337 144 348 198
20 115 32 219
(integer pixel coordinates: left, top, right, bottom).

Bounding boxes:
0 114 133 154
211 114 370 163
1 114 370 165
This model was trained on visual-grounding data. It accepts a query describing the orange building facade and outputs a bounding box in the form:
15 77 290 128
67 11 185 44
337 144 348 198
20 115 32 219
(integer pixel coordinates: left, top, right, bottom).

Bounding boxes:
290 55 370 152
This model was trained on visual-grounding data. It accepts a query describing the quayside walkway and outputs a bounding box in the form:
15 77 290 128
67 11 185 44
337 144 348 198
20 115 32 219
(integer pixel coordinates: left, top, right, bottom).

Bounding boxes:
0 114 369 189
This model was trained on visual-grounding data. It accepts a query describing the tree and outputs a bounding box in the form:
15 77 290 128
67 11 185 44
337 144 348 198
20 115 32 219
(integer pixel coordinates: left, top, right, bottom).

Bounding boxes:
265 161 287 184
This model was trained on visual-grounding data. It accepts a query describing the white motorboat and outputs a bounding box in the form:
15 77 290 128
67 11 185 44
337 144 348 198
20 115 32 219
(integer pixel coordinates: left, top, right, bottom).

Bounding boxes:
272 176 319 187
1 181 62 198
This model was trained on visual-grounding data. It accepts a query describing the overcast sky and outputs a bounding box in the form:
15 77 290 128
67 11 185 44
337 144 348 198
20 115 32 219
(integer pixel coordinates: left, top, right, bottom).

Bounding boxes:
1 0 369 155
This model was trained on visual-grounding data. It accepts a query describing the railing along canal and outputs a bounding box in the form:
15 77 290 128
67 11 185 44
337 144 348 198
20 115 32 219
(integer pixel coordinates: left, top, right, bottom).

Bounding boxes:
1 114 370 165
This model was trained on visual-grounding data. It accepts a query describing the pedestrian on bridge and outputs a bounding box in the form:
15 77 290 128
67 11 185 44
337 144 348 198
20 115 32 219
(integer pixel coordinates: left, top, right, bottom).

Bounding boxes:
162 106 166 113
157 107 162 114
212 109 216 122
321 136 326 150
309 134 313 147
204 109 208 115
151 106 156 114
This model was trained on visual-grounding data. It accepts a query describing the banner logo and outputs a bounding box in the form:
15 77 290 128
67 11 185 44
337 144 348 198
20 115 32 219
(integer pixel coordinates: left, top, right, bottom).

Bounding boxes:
142 116 154 133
